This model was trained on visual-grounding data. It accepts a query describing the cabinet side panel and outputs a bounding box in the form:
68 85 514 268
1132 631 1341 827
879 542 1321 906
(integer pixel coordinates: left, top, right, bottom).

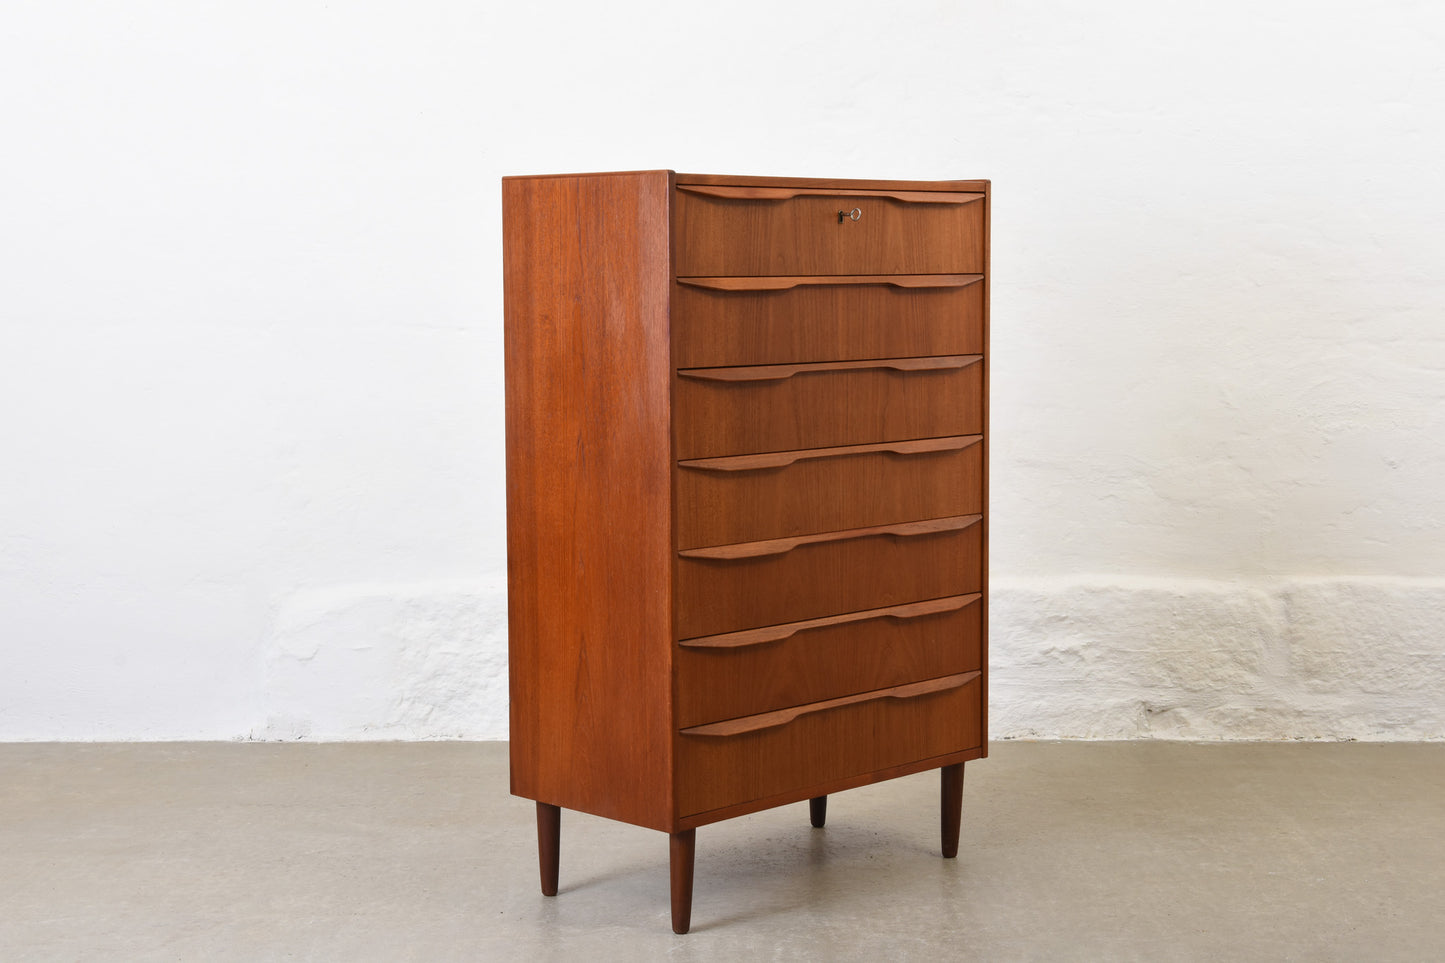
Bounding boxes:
503 171 673 831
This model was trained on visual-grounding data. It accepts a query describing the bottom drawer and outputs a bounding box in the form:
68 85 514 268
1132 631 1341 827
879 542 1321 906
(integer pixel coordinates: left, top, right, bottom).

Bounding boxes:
675 672 982 817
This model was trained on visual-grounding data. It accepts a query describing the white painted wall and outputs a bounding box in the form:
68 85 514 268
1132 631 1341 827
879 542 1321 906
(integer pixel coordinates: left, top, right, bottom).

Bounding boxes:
2 1 1442 740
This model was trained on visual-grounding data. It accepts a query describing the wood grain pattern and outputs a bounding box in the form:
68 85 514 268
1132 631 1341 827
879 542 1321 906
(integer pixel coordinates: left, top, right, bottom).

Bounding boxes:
673 275 985 367
676 435 982 549
676 674 984 817
675 187 984 276
675 357 983 458
675 515 984 638
503 170 674 831
677 598 983 727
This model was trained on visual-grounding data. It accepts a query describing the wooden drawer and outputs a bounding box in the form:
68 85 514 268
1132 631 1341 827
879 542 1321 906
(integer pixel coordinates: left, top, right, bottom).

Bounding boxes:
676 594 983 728
674 185 984 276
676 515 982 638
676 672 983 817
675 356 983 459
677 435 982 549
673 275 984 368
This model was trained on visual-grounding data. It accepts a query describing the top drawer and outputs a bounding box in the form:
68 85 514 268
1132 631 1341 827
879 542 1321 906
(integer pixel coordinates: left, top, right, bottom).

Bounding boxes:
674 185 984 277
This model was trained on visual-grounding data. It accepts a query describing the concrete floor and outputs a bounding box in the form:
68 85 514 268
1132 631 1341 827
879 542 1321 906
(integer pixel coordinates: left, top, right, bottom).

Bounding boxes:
1 743 1442 961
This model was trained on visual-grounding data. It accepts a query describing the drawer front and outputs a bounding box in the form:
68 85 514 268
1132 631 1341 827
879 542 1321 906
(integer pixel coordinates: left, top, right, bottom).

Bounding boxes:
677 436 982 550
673 276 984 368
676 672 983 817
675 356 983 459
676 594 983 728
674 186 984 276
676 515 983 638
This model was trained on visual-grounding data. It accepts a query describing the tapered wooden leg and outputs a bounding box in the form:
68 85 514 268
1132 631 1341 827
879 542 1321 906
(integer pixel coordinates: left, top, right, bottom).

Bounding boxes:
669 829 696 934
941 763 964 858
809 795 827 828
536 802 560 896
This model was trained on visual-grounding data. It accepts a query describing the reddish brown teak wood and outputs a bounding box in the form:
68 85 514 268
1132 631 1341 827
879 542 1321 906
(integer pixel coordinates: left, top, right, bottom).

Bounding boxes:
673 274 985 367
503 170 675 832
675 515 984 638
674 355 984 459
503 171 990 934
676 435 983 549
674 185 985 276
676 594 983 728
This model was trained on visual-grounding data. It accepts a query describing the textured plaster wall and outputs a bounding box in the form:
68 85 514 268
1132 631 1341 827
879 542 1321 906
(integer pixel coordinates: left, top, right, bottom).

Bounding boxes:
2 1 1443 740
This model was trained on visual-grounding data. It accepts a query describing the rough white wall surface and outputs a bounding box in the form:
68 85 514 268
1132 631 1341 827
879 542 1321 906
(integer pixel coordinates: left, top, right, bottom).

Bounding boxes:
2 1 1443 740
994 579 1445 741
258 579 509 741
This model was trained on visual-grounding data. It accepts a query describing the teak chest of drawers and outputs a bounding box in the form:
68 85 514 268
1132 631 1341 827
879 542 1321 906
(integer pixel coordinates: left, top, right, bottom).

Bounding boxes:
503 170 990 933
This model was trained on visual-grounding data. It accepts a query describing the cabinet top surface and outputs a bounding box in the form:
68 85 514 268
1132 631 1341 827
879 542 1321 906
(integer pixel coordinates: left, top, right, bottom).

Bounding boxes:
502 170 988 192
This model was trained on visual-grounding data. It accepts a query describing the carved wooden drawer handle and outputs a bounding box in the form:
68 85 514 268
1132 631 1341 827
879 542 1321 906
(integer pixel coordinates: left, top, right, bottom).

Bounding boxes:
678 514 981 561
679 672 981 737
678 594 981 650
678 355 980 384
678 436 980 473
676 274 983 292
678 184 984 205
